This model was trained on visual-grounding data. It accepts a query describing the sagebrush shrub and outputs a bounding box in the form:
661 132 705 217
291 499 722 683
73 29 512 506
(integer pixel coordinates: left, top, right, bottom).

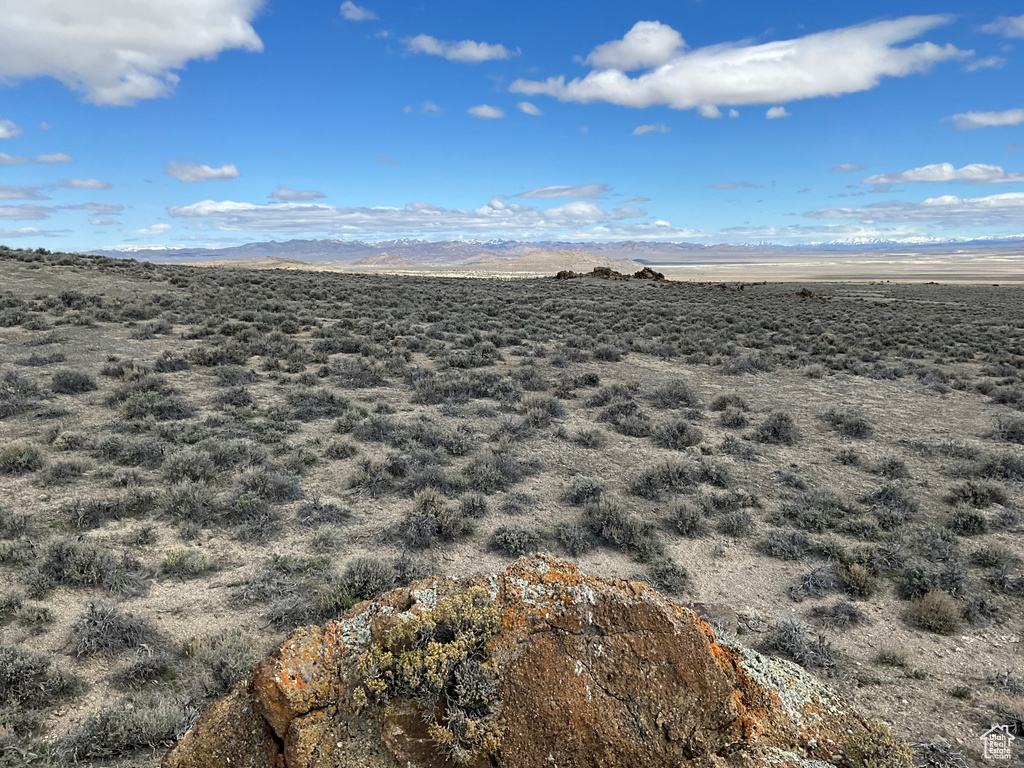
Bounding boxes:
752 411 800 445
761 619 836 670
644 557 690 594
0 442 45 474
822 408 873 439
51 369 98 394
71 599 158 656
489 525 542 556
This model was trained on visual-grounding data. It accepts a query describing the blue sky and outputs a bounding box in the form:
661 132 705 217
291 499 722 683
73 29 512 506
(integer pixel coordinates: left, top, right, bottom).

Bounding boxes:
0 0 1022 249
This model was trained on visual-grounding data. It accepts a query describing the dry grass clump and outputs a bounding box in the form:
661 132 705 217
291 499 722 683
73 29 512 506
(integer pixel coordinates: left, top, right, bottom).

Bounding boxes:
904 589 964 634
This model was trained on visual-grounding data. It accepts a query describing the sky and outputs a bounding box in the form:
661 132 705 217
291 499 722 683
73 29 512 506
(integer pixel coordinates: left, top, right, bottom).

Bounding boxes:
0 0 1023 250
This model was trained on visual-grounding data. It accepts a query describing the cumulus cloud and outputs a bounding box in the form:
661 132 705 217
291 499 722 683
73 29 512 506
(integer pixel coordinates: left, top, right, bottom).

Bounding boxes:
948 109 1024 131
0 119 23 139
766 106 791 119
805 191 1024 226
269 185 326 201
980 14 1024 38
863 163 1024 185
511 16 967 113
513 184 610 199
165 161 240 182
405 34 517 63
584 20 685 70
632 123 668 135
124 223 172 235
0 0 264 106
166 195 659 238
517 101 542 115
0 185 50 201
0 152 74 166
698 104 722 118
728 109 739 118
60 178 112 190
340 2 376 21
468 105 505 119
833 163 867 172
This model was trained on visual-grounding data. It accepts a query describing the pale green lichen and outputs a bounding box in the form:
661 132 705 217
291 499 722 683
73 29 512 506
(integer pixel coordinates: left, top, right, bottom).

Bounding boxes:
352 586 504 765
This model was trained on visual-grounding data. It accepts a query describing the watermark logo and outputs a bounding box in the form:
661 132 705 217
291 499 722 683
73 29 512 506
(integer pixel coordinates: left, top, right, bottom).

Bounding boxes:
979 724 1016 761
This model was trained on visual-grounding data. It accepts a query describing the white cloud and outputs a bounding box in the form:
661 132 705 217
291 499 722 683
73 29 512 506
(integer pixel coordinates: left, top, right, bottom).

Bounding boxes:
728 109 739 118
517 101 542 116
60 178 112 190
0 119 23 139
965 56 1006 72
514 184 610 199
339 1 376 21
632 123 668 135
165 161 240 182
864 163 1024 185
584 20 685 71
833 163 867 172
65 202 123 214
948 109 1024 131
0 152 74 166
422 100 443 114
39 121 50 131
0 0 264 106
511 16 967 112
124 223 172 235
406 34 517 64
712 222 948 245
707 181 760 190
0 227 70 238
166 196 659 238
766 106 790 119
270 185 325 201
0 185 49 201
805 191 1024 226
0 205 53 220
468 105 505 119
698 104 721 119
89 218 121 226
980 14 1024 38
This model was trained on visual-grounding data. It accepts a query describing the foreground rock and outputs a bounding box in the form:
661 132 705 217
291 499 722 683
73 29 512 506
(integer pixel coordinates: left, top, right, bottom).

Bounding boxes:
164 557 898 768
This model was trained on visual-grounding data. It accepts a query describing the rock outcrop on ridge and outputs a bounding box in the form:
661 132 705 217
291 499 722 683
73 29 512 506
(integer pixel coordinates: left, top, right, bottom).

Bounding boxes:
164 556 899 768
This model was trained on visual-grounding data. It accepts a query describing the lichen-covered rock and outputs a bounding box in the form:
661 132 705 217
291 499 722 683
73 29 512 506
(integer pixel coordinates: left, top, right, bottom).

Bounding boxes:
164 557 892 768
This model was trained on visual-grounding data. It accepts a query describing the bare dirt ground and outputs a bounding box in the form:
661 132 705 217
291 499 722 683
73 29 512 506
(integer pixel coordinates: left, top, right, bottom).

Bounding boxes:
0 247 1022 767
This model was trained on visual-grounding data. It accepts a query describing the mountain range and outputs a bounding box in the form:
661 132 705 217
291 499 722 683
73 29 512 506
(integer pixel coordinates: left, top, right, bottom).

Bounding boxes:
85 234 1024 268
